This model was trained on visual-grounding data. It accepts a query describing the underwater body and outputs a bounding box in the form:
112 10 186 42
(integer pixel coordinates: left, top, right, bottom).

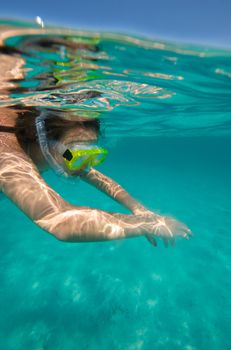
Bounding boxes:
0 18 231 349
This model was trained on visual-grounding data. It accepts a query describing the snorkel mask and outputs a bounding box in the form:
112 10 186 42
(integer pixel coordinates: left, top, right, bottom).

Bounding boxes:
36 112 108 176
62 145 108 172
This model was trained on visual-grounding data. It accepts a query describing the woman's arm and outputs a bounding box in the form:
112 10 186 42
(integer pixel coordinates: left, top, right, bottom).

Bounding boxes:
0 150 181 243
79 168 192 246
79 168 149 214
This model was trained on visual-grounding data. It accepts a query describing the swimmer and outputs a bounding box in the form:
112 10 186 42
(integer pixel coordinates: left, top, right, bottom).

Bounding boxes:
0 26 191 246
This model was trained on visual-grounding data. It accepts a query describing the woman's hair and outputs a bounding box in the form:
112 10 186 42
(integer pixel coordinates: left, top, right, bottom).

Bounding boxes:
14 106 101 152
45 111 100 141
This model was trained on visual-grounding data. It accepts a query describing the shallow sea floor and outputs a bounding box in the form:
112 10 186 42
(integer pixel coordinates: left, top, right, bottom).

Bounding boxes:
0 136 231 350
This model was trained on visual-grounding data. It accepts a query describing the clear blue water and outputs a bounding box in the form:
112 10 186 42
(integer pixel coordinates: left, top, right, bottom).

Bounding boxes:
0 20 231 349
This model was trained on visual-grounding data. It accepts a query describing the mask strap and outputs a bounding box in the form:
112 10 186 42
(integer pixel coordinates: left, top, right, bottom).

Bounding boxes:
36 112 67 176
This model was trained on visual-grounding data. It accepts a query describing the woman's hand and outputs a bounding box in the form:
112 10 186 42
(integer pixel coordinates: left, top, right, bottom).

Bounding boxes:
132 206 192 247
112 209 192 247
147 215 192 247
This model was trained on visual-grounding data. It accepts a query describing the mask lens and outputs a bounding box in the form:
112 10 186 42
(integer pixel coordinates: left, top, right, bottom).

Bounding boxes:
91 152 107 166
72 154 90 170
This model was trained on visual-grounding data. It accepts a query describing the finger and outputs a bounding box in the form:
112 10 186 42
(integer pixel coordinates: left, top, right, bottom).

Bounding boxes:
163 237 169 248
166 235 175 247
170 237 176 247
182 229 192 239
146 234 157 247
187 229 193 237
181 225 192 235
175 225 192 238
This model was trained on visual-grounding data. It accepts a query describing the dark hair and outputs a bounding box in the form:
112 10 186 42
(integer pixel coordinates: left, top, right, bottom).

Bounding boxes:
14 106 101 152
45 113 100 141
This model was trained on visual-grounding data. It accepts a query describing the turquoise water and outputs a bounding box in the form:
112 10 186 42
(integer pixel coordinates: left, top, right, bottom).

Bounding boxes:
0 20 231 349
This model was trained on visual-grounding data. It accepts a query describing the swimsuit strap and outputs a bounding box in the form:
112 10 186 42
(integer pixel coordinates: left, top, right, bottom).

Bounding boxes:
0 125 16 133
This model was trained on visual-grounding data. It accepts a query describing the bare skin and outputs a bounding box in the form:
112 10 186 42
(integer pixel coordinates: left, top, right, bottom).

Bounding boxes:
0 28 191 246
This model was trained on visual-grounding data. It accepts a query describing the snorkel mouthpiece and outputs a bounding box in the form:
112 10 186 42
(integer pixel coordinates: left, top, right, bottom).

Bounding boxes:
62 147 108 172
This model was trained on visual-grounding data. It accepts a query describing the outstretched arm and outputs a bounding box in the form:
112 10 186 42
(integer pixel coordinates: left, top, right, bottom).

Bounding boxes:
0 150 178 243
80 168 192 246
79 168 149 214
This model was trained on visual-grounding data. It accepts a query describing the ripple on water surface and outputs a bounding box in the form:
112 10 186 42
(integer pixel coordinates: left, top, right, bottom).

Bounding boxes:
1 19 231 138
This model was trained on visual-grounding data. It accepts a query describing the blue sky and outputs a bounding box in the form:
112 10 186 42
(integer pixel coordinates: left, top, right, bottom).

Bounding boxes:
2 0 231 47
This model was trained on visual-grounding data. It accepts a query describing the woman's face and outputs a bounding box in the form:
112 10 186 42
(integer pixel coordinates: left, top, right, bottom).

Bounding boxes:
59 124 98 147
52 124 99 174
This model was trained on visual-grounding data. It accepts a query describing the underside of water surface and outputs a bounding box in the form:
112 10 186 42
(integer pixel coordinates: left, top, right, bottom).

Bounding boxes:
0 19 231 350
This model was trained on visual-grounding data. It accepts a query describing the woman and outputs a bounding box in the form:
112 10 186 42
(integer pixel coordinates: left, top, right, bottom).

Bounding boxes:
0 26 191 246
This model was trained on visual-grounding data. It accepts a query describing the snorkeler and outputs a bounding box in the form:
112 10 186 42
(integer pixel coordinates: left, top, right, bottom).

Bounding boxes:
0 26 191 246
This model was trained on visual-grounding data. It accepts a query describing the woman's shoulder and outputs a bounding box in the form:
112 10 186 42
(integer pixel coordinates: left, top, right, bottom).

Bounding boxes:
0 107 18 125
0 108 23 153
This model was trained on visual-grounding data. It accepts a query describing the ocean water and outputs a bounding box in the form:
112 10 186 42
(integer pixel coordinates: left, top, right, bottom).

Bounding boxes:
0 19 231 350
